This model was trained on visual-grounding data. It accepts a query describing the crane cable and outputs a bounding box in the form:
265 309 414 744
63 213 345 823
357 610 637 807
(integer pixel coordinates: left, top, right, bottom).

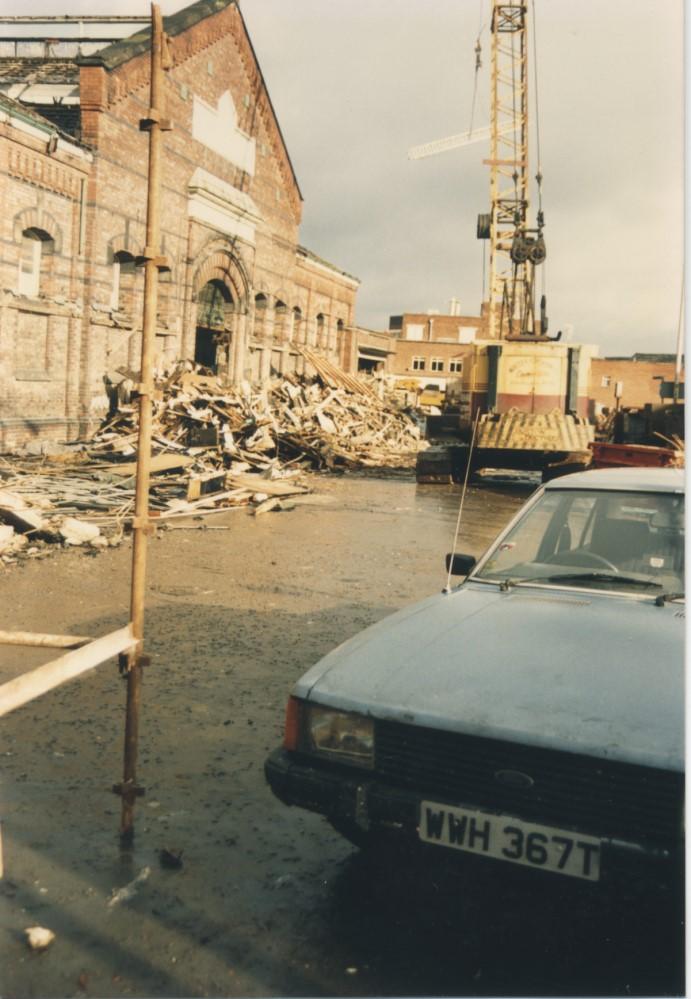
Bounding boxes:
468 0 485 137
530 0 546 302
470 0 486 300
531 0 543 213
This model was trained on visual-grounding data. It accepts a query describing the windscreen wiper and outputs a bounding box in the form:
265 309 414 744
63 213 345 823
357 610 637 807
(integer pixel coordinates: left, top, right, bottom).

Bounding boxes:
654 591 685 605
497 572 663 591
539 572 663 589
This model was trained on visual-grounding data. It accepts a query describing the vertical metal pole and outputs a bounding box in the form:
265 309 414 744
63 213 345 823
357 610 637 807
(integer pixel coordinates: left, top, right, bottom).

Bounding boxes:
119 4 165 845
673 284 684 404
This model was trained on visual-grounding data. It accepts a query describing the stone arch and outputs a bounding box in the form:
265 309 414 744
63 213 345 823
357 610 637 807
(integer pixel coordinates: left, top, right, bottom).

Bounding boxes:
192 242 250 376
192 240 250 315
106 232 138 263
13 207 62 254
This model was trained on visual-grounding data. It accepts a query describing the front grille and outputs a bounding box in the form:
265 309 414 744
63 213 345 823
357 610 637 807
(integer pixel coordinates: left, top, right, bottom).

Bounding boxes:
375 720 683 845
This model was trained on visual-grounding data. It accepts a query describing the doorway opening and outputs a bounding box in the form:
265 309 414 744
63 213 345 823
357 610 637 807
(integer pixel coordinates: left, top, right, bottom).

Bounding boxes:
195 279 233 372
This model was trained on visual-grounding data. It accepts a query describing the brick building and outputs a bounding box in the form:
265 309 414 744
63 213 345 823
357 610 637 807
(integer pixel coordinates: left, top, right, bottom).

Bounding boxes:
0 0 359 449
386 306 487 391
589 355 685 418
0 93 92 447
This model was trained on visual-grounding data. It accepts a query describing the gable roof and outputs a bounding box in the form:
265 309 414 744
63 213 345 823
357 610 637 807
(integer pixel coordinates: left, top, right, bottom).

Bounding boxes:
76 0 302 202
77 0 233 72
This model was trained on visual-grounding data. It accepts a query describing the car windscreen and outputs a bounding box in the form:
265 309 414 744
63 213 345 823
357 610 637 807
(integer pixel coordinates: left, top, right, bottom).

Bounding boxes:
475 488 685 595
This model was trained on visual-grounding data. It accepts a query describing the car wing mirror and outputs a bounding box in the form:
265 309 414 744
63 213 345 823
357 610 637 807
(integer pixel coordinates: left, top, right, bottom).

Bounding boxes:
445 553 477 576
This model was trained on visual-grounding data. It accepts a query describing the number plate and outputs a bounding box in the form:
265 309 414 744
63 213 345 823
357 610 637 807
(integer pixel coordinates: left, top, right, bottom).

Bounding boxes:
419 801 601 881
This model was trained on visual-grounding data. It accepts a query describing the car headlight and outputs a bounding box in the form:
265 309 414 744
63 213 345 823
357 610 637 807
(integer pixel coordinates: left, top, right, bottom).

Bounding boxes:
306 704 374 769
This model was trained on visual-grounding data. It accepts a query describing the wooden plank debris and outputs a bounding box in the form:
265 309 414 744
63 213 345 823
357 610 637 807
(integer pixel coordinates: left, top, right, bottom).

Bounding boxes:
0 358 423 565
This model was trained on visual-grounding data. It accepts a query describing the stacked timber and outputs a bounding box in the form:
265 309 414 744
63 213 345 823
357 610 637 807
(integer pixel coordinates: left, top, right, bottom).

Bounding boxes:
0 360 422 565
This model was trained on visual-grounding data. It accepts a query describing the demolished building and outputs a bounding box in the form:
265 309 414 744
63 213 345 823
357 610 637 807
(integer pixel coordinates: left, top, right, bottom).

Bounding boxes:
0 0 360 450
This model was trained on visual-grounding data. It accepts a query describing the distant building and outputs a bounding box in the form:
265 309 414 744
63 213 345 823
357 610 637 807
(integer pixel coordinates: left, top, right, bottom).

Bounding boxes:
340 326 396 375
589 356 685 418
0 0 359 449
386 306 488 392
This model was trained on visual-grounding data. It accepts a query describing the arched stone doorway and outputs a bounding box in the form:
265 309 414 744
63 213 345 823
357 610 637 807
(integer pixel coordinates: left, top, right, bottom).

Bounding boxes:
191 243 250 382
195 278 234 372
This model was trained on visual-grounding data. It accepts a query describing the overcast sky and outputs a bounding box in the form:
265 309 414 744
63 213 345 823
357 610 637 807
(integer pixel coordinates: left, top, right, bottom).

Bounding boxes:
0 0 684 356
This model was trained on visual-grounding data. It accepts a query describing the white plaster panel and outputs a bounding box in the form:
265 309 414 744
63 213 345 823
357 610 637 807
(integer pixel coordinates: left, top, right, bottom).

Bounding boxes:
192 92 256 176
187 168 262 244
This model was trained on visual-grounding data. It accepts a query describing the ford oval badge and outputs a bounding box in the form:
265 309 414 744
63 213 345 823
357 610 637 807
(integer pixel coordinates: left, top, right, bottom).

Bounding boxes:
494 769 535 789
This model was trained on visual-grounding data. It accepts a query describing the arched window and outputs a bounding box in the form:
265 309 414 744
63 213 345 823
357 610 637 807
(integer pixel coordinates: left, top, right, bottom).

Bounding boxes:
316 313 326 348
292 306 303 344
18 228 54 298
196 278 232 329
157 264 173 328
274 300 288 342
332 318 345 354
253 293 268 340
110 250 137 317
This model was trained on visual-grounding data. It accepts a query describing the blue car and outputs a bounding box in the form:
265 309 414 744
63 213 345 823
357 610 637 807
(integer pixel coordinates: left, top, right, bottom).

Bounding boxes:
266 468 684 889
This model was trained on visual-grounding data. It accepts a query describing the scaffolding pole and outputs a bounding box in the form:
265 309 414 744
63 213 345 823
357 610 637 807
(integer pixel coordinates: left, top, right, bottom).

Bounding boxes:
0 5 171 853
116 3 170 845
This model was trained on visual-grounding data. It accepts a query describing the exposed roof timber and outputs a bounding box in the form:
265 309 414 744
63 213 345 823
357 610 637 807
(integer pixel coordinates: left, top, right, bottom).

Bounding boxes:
0 60 80 83
0 89 90 153
0 15 150 23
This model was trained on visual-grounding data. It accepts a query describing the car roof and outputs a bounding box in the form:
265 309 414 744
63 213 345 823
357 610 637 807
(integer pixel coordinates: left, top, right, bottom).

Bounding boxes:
543 466 685 493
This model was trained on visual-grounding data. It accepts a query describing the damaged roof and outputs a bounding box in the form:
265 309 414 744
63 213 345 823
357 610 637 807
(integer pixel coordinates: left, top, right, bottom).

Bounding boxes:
77 0 234 71
297 246 359 285
0 89 87 148
0 59 79 84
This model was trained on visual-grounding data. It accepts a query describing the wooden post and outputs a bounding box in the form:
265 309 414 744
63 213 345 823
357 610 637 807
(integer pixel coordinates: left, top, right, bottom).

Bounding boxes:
118 3 168 845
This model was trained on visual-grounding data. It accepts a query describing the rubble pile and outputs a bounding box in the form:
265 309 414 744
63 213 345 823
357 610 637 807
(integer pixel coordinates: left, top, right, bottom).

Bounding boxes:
0 356 422 565
94 353 422 476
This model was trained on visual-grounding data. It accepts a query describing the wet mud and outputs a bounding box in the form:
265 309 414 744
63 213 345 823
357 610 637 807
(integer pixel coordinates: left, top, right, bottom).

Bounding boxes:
0 475 683 997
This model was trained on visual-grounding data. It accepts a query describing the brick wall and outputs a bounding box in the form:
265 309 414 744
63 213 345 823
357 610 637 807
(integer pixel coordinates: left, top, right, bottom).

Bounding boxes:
0 0 360 447
589 358 684 416
0 105 90 449
384 311 485 387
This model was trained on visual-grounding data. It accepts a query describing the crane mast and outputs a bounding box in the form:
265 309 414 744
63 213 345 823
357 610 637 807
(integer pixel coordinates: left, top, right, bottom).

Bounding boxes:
483 1 545 340
416 1 595 484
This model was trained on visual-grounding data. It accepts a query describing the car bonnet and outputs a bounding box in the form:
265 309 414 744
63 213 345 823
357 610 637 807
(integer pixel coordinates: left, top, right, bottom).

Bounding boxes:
293 583 684 771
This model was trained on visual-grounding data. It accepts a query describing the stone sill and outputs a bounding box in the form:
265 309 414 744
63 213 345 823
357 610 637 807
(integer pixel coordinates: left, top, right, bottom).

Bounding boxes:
14 370 53 382
10 296 77 318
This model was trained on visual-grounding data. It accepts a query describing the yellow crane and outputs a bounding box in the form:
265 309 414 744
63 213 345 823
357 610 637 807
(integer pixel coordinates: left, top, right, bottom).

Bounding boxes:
481 0 546 340
414 0 596 483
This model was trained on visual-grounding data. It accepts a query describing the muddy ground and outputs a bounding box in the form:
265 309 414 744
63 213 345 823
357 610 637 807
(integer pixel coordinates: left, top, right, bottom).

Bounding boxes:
0 474 683 998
